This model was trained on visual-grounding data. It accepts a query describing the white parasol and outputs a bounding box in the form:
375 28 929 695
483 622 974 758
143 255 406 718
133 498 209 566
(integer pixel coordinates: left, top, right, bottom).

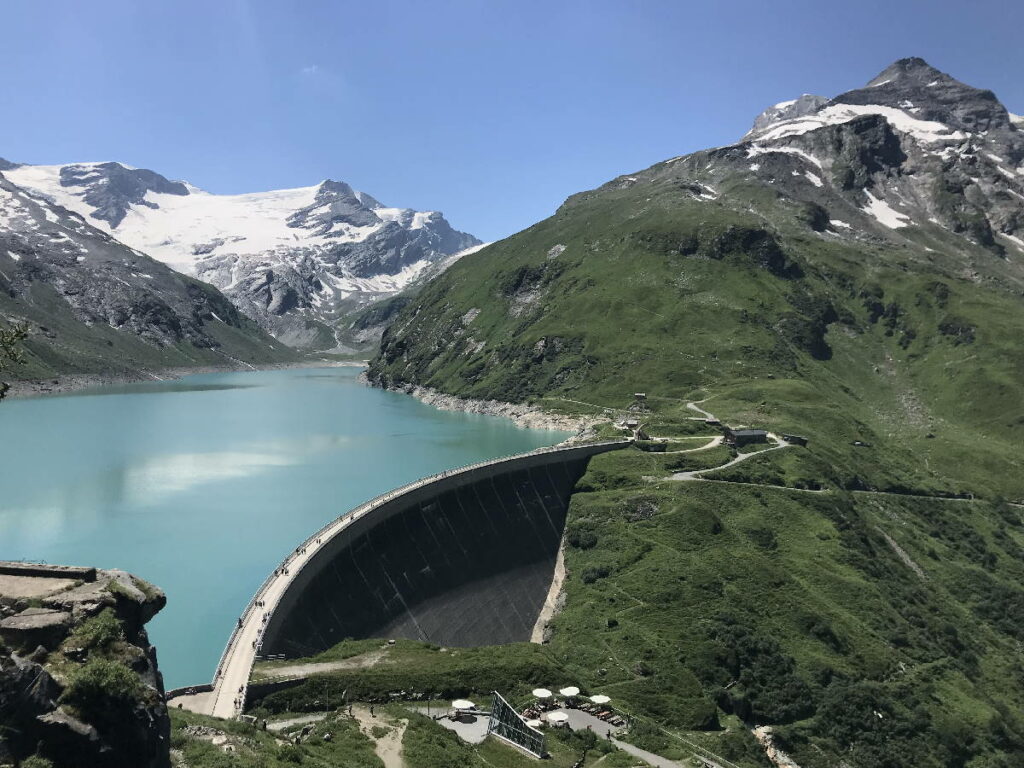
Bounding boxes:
532 688 553 698
589 694 611 705
451 699 475 710
547 711 569 723
559 686 580 697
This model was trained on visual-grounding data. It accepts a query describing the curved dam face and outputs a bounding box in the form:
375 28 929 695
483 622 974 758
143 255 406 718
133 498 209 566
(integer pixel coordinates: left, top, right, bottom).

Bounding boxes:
260 444 619 657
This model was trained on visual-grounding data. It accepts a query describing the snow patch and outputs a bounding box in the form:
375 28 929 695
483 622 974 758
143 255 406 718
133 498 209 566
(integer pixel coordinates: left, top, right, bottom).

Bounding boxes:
751 103 968 146
805 171 823 187
749 163 761 171
829 219 851 229
862 191 910 229
7 251 20 261
746 144 823 169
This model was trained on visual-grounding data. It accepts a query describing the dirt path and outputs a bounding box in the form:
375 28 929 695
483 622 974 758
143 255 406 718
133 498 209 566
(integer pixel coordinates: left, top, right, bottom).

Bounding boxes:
661 436 723 453
686 399 718 421
256 648 388 680
672 437 791 480
352 705 407 768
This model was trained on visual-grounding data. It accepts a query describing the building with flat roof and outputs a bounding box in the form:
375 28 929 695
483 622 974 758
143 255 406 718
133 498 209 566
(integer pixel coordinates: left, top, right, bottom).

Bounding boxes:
724 428 768 447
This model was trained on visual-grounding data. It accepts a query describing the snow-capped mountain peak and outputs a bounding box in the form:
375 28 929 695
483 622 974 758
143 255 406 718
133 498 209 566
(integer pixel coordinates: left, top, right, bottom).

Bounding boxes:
3 161 480 349
746 57 1017 146
731 58 1024 264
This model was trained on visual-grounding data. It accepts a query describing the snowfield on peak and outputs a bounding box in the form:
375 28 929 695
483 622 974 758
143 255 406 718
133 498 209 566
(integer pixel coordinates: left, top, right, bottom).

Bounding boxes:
4 163 448 270
3 161 480 349
750 102 968 145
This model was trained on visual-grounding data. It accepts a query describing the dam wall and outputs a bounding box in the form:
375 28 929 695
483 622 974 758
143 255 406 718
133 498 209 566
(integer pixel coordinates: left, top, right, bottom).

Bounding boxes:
258 441 625 658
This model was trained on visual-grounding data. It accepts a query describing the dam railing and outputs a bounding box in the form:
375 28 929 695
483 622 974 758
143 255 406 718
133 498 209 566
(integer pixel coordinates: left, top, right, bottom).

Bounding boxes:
207 437 630 714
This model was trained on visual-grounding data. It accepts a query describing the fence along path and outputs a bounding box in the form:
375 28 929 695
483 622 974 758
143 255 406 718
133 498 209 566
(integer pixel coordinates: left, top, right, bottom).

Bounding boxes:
204 439 629 718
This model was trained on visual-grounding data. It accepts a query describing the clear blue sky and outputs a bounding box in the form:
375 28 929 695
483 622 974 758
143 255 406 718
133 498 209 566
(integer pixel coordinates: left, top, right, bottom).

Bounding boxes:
2 0 1021 242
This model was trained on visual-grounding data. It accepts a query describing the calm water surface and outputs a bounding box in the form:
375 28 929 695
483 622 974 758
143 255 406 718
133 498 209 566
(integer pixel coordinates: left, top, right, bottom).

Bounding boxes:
0 367 568 687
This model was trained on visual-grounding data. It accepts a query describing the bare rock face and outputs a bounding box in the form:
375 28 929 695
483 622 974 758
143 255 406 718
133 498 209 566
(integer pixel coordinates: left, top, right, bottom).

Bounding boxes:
58 163 189 228
0 564 171 768
734 57 1024 262
747 93 828 137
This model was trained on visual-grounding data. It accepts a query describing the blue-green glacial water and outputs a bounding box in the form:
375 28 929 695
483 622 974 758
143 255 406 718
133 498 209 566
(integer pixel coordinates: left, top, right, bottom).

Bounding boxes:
0 366 569 687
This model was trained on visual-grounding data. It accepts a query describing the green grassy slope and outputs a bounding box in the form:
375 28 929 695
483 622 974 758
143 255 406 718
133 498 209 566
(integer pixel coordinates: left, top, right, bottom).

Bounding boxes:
369 159 1024 499
364 125 1024 765
0 277 299 382
552 447 1024 767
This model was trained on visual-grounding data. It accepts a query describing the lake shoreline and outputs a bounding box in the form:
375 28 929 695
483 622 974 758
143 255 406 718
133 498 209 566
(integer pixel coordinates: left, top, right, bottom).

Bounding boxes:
4 359 369 399
363 375 601 439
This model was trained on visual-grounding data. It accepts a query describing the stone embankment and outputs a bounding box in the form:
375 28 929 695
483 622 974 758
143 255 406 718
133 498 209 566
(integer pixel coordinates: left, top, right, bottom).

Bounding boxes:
368 378 601 436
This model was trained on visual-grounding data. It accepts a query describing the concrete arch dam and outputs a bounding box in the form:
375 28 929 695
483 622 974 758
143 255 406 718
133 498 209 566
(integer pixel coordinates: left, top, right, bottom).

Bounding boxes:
259 441 625 659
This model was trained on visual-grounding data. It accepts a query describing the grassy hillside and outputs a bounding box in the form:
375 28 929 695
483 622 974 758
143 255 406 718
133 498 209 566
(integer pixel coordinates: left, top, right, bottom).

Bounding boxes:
369 158 1024 500
364 112 1024 765
0 276 299 383
552 443 1024 767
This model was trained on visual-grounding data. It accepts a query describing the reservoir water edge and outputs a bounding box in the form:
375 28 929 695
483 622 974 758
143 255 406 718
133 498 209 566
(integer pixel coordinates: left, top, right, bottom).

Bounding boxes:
0 366 570 687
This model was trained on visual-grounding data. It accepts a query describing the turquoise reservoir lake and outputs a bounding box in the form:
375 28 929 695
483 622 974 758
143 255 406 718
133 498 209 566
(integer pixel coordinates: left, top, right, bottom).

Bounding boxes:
0 366 568 687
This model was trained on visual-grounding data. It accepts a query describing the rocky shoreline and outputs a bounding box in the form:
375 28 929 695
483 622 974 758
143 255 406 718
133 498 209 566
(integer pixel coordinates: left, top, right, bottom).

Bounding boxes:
4 359 368 399
364 376 601 439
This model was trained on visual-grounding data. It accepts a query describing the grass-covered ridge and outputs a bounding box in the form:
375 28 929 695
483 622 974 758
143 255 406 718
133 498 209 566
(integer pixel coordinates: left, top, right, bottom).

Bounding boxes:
364 117 1024 766
368 157 1024 500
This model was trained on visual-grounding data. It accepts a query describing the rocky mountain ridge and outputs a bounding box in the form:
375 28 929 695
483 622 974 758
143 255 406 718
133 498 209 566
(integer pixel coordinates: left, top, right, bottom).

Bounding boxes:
3 161 481 348
735 57 1024 266
0 171 297 381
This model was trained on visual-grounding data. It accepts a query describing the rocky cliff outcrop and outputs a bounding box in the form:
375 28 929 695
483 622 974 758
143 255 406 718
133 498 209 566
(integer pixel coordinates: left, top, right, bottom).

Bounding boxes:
0 563 170 768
